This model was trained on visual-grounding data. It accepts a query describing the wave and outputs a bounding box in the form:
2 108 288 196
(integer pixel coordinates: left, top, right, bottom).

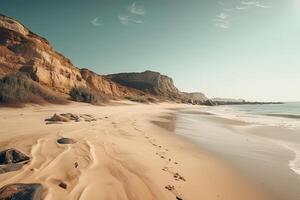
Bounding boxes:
201 106 300 130
265 114 300 119
272 141 300 176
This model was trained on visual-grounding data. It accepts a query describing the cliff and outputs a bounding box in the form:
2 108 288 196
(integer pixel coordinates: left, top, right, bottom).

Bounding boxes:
0 14 135 98
106 71 183 100
0 14 210 105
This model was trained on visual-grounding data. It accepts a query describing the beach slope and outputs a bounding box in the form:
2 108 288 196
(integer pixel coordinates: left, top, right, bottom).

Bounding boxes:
0 102 266 200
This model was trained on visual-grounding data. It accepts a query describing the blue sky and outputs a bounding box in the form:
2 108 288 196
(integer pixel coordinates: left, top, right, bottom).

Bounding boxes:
1 0 299 101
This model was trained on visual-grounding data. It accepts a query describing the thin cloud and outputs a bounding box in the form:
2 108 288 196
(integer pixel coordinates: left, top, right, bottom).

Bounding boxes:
118 15 144 25
236 5 250 10
119 2 145 25
214 0 270 29
215 23 230 29
128 2 145 15
255 3 270 8
214 12 230 29
216 12 228 20
91 17 104 26
241 0 259 6
240 0 270 9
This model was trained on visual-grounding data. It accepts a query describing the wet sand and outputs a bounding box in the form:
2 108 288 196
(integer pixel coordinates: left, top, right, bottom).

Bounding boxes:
176 109 300 200
0 102 266 200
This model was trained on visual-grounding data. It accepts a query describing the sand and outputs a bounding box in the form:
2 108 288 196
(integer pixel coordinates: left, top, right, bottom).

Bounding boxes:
0 102 266 200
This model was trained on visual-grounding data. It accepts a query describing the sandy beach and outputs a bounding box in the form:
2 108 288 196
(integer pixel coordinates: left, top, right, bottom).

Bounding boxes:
0 102 267 200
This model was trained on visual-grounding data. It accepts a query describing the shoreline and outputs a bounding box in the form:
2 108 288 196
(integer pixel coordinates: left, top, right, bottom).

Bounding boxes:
175 108 300 200
0 102 266 200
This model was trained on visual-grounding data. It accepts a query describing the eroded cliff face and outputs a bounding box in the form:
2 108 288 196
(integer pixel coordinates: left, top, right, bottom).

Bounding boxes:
0 14 84 93
106 70 182 99
183 92 208 102
0 14 133 97
0 14 208 104
80 69 144 97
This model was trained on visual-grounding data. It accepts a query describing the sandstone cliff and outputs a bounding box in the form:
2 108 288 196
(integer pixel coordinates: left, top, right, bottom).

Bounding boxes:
0 14 210 105
106 71 183 100
183 92 208 102
0 14 134 97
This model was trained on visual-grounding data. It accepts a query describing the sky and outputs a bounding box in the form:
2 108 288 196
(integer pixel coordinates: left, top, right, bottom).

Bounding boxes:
0 0 299 101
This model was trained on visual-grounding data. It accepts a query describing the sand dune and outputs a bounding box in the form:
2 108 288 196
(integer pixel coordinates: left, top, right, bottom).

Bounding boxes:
0 102 266 200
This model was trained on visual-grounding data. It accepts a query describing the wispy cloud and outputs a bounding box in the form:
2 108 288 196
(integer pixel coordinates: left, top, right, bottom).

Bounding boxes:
240 0 270 9
119 2 146 25
128 2 145 15
215 0 270 29
91 17 104 26
118 15 144 25
214 12 230 29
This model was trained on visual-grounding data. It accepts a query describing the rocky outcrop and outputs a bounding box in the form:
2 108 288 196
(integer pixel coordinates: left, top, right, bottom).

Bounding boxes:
106 71 182 100
211 97 246 103
80 69 143 97
0 14 84 92
0 148 30 173
45 113 96 124
0 183 43 200
183 92 208 104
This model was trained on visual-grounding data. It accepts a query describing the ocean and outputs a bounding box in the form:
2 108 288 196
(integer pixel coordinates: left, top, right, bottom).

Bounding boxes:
175 102 300 200
202 102 300 130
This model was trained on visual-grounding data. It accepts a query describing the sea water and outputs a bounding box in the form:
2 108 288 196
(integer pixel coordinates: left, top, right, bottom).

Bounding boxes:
178 102 300 175
203 102 300 130
205 102 300 176
176 102 300 199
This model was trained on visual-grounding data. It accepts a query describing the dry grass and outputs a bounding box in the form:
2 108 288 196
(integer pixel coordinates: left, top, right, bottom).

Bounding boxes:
0 72 68 107
69 87 108 105
125 95 158 104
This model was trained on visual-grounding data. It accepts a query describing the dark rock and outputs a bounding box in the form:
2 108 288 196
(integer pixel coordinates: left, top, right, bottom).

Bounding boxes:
45 113 96 124
0 183 43 200
45 114 69 122
58 182 67 189
203 99 217 106
0 149 30 174
57 138 76 144
60 113 80 121
176 196 183 200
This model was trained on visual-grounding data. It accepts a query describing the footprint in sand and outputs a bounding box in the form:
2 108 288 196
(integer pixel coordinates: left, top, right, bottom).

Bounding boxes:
173 173 186 182
161 167 186 182
58 181 67 189
164 185 184 200
74 162 79 168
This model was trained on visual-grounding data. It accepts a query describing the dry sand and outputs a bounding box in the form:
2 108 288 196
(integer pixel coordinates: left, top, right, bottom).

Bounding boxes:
0 102 266 200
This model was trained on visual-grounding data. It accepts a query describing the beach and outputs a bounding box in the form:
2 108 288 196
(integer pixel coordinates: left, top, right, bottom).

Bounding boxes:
176 106 300 200
0 102 267 200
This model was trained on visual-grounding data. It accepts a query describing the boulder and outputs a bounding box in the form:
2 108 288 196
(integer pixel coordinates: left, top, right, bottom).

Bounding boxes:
0 183 43 200
57 138 76 144
60 113 80 122
0 149 30 173
58 182 67 189
45 114 70 122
